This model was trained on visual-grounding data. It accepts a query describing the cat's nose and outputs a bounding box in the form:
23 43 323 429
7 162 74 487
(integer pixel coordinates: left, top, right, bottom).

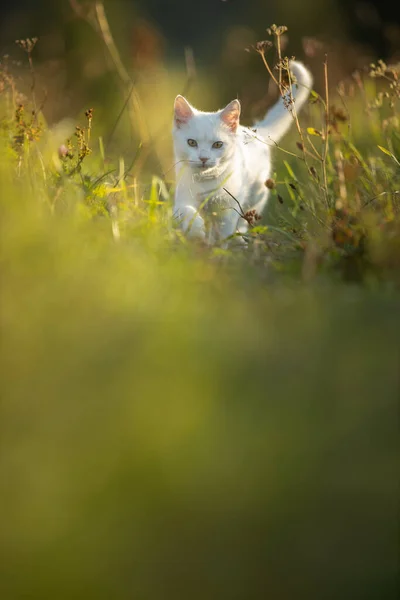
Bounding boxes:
200 157 209 165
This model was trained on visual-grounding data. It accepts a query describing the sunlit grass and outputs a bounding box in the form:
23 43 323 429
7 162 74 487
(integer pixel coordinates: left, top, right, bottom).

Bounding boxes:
0 17 399 600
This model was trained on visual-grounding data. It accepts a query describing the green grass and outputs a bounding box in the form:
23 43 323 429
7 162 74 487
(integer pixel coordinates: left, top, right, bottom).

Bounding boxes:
0 27 400 600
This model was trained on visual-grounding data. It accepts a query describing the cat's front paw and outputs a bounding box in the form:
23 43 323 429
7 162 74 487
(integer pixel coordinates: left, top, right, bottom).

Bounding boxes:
175 205 206 240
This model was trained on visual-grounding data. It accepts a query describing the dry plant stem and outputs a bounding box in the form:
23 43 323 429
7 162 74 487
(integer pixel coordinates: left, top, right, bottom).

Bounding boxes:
259 51 279 88
267 139 303 161
106 84 135 149
95 2 130 83
257 55 312 164
276 35 282 88
321 54 330 208
286 66 309 168
306 135 323 160
36 91 48 119
363 190 399 208
222 187 246 217
94 2 148 144
27 52 37 121
69 0 148 145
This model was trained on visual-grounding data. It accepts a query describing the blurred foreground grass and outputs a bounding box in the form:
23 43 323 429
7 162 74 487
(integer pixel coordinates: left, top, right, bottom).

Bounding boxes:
1 135 399 600
1 27 400 600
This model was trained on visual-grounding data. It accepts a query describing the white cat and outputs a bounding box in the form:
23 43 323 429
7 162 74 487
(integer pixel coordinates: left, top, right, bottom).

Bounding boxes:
172 61 313 245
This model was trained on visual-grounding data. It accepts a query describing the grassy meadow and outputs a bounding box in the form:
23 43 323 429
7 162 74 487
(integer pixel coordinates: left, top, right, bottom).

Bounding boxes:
1 11 399 600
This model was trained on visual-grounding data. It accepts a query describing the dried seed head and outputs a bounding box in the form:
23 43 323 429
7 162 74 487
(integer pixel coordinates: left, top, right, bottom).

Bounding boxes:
15 37 38 54
267 24 288 36
265 178 275 189
244 209 262 226
255 40 273 53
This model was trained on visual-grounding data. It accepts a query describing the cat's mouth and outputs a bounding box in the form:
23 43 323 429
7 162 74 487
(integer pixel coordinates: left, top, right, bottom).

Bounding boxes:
195 162 216 169
192 164 224 181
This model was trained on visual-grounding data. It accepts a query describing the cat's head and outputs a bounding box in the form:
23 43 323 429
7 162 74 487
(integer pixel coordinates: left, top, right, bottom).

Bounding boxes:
172 95 240 170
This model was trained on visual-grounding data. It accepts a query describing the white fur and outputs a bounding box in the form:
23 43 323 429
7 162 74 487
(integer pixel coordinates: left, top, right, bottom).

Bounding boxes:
172 61 313 245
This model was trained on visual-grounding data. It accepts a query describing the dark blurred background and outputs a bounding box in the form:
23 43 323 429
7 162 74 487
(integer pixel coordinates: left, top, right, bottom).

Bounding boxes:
1 0 399 125
1 0 400 59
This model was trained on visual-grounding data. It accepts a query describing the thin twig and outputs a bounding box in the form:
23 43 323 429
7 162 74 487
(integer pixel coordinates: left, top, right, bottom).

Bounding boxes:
27 52 37 120
286 62 309 168
105 84 135 150
363 190 399 208
94 2 149 143
321 54 330 208
258 51 279 88
222 187 246 216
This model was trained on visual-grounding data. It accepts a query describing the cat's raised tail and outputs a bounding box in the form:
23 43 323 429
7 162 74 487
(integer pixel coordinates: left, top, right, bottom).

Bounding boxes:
254 61 313 144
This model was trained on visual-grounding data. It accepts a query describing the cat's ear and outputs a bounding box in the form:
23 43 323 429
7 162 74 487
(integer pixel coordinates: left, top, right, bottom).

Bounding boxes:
174 95 194 127
220 99 241 132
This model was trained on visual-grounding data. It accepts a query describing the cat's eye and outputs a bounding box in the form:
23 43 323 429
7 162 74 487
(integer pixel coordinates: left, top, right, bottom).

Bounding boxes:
212 141 223 149
187 139 198 147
